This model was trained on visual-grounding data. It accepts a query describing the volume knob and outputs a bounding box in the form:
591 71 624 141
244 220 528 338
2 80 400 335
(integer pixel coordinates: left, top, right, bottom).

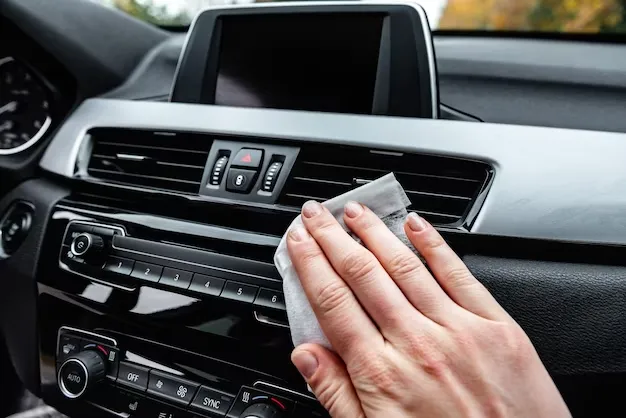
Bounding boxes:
70 233 104 257
58 350 106 399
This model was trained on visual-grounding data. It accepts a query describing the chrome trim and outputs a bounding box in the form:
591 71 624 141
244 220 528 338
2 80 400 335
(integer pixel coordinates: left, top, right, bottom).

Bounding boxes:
253 311 289 329
253 381 317 402
111 240 279 282
57 358 89 399
170 1 438 118
0 56 54 155
58 325 118 347
70 233 92 256
58 221 135 292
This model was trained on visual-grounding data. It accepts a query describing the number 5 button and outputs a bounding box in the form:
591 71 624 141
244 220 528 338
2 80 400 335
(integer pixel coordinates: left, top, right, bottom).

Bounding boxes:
221 281 259 304
253 288 286 310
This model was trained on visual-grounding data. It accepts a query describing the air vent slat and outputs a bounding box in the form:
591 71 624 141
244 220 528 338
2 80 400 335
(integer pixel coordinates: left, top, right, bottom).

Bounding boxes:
86 128 211 194
279 145 490 226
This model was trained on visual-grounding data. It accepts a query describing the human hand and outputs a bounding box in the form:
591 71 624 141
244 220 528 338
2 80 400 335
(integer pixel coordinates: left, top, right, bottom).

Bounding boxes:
286 200 570 418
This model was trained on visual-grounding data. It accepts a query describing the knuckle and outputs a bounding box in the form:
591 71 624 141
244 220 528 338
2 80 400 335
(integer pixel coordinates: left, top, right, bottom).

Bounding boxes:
339 250 379 281
500 324 534 365
315 281 353 317
351 354 397 397
422 231 447 252
313 376 352 414
444 267 475 289
386 252 421 280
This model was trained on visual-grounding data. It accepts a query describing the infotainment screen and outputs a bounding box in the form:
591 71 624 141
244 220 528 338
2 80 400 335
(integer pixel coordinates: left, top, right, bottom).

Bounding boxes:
214 14 384 114
172 2 438 118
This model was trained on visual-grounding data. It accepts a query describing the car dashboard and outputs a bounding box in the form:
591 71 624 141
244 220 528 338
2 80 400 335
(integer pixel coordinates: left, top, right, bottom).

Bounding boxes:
1 1 626 418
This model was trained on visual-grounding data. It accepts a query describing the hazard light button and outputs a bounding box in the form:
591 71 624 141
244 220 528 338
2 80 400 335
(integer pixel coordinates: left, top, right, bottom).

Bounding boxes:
232 149 263 169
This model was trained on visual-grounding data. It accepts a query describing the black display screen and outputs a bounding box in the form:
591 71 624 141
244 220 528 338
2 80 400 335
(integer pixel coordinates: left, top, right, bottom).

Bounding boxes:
213 13 384 114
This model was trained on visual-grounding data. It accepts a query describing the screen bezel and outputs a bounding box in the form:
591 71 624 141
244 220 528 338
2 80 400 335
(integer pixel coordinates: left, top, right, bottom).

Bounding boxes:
170 2 439 119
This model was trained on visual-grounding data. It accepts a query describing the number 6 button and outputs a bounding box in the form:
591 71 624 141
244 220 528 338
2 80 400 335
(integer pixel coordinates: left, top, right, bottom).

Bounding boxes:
253 288 286 310
160 267 192 289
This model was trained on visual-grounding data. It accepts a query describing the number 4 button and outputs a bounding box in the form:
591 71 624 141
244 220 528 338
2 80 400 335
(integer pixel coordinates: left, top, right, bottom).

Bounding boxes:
253 288 286 310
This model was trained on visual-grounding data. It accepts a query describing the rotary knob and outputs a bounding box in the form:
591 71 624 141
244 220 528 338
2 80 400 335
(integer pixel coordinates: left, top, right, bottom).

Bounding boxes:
58 350 106 399
240 402 283 418
70 232 104 258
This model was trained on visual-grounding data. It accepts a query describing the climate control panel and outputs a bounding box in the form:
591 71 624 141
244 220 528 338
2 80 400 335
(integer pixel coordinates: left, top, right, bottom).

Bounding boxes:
56 327 327 417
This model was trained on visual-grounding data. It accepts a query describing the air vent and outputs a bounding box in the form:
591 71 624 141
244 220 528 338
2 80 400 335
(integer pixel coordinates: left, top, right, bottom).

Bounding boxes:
278 146 491 225
86 128 212 194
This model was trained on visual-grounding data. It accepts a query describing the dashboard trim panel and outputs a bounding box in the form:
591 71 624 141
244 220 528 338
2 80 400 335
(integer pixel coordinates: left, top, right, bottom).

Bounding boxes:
40 98 626 245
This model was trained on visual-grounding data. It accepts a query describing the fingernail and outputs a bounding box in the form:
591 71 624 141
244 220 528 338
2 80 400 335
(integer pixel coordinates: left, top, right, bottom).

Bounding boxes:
288 226 310 242
407 213 426 232
292 350 318 379
302 200 322 218
344 201 363 218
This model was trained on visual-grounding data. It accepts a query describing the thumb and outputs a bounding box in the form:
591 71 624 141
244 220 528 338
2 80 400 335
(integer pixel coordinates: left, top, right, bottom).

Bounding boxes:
291 344 365 418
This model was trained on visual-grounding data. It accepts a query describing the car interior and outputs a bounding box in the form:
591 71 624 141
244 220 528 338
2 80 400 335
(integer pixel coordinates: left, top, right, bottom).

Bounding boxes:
2 0 626 417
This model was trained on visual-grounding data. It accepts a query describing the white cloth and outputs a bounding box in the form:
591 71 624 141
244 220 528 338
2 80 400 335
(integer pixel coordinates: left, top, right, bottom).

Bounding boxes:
274 173 412 349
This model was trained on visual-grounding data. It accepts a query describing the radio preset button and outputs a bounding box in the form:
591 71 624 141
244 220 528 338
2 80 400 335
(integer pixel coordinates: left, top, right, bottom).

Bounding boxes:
189 274 225 297
253 289 286 311
147 370 199 406
117 362 149 391
221 281 259 304
103 256 134 276
190 386 235 416
160 267 193 289
130 261 162 283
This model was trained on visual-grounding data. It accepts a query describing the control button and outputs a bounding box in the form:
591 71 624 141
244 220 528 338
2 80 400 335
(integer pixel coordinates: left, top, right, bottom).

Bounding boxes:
232 148 263 169
91 225 122 238
253 289 286 310
117 361 150 391
143 401 192 418
63 224 93 246
130 261 163 283
189 274 225 297
261 162 283 193
103 256 134 276
210 155 229 186
58 335 81 362
147 370 199 406
226 386 292 418
118 390 147 416
221 281 259 304
160 267 192 290
58 350 106 399
226 169 257 193
240 402 283 418
0 203 33 255
71 233 104 257
190 386 234 416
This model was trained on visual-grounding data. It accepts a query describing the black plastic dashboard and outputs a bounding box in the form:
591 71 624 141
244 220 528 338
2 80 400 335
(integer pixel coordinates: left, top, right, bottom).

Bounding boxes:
2 1 626 418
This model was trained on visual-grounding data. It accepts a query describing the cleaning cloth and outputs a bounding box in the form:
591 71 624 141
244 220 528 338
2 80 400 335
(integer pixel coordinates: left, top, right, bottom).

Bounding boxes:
274 173 412 349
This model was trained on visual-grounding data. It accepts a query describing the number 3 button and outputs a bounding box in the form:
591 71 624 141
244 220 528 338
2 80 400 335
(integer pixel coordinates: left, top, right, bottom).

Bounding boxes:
160 267 193 289
221 281 259 303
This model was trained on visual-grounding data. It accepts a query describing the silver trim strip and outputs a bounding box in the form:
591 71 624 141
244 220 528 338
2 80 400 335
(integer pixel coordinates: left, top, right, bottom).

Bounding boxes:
58 325 118 347
0 57 53 155
170 1 438 118
253 311 289 329
252 381 317 402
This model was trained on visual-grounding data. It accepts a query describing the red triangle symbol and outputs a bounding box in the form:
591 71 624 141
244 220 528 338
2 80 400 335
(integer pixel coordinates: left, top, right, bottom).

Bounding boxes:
241 153 252 163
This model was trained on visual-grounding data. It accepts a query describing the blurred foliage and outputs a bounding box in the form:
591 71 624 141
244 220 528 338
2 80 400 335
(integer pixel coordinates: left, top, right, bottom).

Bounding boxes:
439 0 625 33
113 0 190 26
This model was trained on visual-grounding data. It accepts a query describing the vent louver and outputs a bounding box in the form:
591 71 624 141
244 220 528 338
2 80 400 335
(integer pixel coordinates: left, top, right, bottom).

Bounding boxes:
86 128 211 194
278 146 491 226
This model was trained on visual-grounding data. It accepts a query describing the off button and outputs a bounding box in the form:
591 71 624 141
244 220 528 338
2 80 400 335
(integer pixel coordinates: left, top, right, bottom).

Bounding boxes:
117 362 149 391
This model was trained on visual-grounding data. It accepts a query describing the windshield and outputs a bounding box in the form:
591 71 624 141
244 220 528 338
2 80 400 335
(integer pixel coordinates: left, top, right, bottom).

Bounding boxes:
97 0 626 34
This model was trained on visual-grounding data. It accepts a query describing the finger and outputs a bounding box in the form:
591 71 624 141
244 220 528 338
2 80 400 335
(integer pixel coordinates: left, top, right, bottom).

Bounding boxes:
343 202 461 322
404 213 509 320
287 224 383 360
292 344 365 418
301 200 418 333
